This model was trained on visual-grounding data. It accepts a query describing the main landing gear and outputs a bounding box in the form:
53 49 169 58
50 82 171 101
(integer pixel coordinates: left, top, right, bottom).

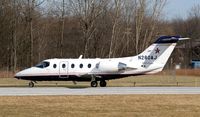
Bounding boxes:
100 80 107 87
90 80 107 87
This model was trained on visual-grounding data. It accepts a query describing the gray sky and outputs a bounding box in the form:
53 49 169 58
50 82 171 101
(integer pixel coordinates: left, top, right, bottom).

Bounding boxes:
164 0 200 20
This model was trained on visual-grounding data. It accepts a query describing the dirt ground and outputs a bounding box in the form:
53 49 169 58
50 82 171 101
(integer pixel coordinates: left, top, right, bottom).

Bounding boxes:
0 95 200 117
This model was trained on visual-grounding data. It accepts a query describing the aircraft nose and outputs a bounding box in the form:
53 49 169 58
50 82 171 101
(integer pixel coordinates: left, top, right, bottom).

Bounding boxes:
14 69 27 79
14 68 35 79
14 72 22 79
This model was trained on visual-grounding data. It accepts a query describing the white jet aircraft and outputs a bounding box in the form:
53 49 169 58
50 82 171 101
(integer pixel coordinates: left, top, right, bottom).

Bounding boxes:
15 36 190 87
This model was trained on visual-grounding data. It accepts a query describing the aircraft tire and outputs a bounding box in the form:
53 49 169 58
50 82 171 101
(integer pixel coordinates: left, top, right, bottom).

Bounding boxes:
100 80 107 87
91 81 98 87
29 82 34 87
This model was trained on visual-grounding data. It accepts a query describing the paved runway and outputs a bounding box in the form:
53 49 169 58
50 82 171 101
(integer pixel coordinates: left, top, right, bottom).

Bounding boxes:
1 87 200 96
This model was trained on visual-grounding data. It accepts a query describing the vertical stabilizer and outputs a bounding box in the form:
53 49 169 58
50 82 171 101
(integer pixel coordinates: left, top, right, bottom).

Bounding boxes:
136 36 189 73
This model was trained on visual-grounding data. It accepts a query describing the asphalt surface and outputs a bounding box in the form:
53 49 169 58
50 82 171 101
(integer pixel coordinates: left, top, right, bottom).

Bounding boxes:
0 87 200 96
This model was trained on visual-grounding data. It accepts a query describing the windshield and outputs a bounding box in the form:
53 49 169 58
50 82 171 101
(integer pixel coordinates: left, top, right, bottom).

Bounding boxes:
35 61 50 68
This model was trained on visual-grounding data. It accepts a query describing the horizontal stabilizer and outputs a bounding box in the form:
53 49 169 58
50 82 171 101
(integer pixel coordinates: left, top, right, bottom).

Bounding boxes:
154 36 190 44
178 37 190 40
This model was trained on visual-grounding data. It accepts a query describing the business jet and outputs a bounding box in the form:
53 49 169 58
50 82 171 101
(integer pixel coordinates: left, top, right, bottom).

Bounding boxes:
15 36 190 87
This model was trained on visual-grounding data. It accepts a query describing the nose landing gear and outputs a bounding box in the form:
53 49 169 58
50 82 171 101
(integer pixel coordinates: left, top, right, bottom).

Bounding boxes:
28 81 35 87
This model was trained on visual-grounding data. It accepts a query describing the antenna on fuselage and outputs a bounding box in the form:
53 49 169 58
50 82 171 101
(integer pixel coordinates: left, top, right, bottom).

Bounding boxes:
79 55 83 59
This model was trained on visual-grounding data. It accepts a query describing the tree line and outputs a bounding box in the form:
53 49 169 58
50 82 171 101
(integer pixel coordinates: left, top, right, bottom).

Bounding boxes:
0 0 199 72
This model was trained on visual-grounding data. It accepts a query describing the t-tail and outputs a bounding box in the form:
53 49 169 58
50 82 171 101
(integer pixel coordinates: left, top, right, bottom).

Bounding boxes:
135 36 190 74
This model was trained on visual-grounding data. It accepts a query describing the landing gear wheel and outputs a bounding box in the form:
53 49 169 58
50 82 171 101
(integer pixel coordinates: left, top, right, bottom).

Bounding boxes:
100 80 107 87
91 81 98 87
29 82 34 87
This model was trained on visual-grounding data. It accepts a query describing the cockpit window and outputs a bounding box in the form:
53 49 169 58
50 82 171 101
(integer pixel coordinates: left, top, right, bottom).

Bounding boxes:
35 61 50 68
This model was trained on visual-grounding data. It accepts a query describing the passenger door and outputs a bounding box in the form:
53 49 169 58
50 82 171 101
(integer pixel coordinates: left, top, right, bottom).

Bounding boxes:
59 61 69 78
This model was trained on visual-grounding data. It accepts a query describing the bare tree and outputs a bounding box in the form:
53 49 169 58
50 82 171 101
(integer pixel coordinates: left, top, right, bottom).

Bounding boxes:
0 0 178 71
23 0 45 66
133 0 167 54
108 0 123 58
134 0 145 54
69 0 106 58
26 0 34 66
12 0 17 73
58 0 66 57
142 0 167 51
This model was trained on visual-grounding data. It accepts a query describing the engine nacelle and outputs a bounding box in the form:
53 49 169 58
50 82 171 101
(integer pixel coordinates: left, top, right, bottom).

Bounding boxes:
97 62 127 73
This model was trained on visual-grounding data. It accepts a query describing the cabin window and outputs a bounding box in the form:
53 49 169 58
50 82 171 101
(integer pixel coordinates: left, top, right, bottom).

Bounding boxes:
71 64 75 68
80 64 83 68
35 61 50 68
53 64 57 68
88 64 91 68
62 64 66 68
